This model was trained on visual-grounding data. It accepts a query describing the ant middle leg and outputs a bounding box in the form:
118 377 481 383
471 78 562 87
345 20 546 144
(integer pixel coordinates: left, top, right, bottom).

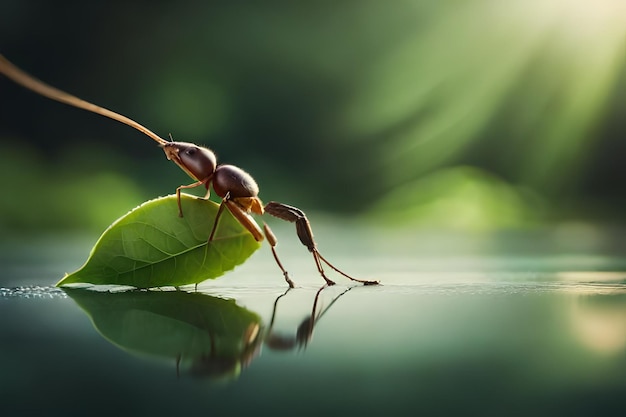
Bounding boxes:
208 198 294 287
208 199 227 242
264 202 379 286
263 224 295 288
209 195 264 243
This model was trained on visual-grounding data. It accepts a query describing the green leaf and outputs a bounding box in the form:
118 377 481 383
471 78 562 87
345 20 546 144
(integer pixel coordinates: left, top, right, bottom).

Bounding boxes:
57 194 261 288
64 288 262 378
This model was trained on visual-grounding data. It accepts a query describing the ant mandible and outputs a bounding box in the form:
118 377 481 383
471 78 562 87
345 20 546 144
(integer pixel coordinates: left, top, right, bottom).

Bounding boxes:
0 54 379 288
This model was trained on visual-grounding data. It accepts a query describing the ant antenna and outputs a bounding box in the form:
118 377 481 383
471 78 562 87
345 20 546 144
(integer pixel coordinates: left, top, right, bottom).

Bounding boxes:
0 54 167 146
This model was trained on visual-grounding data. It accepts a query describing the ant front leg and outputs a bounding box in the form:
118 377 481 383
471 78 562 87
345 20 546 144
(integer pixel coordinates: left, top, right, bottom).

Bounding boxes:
264 202 379 286
175 180 207 217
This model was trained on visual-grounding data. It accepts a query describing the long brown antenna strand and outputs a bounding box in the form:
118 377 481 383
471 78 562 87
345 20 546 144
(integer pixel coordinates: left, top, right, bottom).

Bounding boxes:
0 54 167 145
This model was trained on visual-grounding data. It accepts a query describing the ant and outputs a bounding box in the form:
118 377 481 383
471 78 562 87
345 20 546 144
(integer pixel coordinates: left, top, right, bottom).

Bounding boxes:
0 54 379 288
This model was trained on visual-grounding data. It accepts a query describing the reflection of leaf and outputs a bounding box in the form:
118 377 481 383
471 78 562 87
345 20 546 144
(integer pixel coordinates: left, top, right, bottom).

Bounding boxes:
57 194 261 288
64 288 262 374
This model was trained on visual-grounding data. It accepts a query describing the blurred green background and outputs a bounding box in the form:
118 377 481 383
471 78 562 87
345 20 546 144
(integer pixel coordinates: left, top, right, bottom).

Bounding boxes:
1 0 625 233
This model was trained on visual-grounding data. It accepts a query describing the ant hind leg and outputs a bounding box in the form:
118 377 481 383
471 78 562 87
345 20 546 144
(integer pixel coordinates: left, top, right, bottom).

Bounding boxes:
264 201 379 286
316 251 379 285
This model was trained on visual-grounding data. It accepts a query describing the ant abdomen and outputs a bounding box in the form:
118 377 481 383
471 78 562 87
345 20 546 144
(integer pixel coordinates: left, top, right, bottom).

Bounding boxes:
213 165 259 199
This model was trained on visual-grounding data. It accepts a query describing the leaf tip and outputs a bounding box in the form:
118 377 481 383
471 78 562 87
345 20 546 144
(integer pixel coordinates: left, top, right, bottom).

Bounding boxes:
56 272 79 287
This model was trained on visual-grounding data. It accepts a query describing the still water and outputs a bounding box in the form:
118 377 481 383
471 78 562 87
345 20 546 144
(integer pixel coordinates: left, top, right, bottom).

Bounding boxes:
1 225 625 416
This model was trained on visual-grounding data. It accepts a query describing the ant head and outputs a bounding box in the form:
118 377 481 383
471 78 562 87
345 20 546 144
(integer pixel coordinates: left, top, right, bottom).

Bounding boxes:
161 141 217 182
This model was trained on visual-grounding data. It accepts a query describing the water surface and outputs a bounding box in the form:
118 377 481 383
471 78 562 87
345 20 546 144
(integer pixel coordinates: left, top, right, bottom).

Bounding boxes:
1 228 625 416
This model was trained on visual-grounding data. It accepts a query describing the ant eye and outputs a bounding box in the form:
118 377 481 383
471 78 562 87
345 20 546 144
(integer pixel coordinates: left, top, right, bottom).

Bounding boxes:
185 148 197 156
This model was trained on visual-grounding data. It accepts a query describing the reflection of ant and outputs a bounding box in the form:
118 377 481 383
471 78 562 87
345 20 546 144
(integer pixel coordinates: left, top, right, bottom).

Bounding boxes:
182 285 352 379
0 55 378 289
265 285 353 351
180 320 262 380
